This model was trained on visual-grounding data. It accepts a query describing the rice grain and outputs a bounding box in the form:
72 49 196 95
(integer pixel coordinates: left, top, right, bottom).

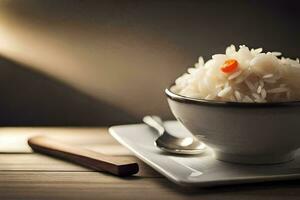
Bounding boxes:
218 87 232 97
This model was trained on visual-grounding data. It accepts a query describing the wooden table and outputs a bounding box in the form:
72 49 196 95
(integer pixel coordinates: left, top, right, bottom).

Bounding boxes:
0 127 300 200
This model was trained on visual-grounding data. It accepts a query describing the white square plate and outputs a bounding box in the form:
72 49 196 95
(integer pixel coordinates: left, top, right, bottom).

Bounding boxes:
109 121 300 187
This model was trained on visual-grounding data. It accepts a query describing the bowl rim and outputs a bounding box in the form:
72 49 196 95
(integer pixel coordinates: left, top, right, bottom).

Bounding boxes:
165 84 300 107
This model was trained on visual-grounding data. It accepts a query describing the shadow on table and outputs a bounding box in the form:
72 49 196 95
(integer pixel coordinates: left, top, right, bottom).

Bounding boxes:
0 56 137 126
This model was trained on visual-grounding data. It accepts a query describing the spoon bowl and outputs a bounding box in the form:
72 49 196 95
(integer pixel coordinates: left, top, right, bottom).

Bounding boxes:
143 116 206 155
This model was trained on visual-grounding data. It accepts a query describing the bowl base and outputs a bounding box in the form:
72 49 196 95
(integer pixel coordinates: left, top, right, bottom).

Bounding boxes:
214 151 295 165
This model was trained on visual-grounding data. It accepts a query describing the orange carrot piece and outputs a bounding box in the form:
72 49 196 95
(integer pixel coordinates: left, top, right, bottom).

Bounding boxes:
221 59 238 73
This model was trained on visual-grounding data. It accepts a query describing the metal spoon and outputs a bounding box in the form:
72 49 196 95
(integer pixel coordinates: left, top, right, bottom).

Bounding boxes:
143 115 206 155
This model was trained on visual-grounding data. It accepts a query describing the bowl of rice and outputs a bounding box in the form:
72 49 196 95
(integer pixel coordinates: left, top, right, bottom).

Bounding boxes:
166 45 300 164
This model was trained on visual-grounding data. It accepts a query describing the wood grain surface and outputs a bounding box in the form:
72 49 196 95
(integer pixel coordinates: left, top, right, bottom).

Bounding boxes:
1 127 300 200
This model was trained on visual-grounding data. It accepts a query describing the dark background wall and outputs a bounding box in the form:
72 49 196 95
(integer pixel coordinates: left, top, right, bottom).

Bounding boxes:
0 0 299 126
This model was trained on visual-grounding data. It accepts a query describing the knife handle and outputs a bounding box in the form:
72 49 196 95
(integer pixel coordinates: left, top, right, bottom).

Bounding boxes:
28 136 139 176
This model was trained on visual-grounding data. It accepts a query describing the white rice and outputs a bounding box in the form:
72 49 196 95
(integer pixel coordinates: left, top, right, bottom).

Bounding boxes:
257 85 262 94
263 74 274 79
243 95 253 102
267 87 289 93
261 88 267 99
234 91 242 101
271 52 282 56
252 93 261 100
228 70 242 80
245 80 255 91
171 45 300 102
218 86 232 97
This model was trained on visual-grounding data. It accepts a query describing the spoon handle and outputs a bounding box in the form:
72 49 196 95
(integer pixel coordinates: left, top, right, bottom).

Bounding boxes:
143 116 165 135
28 136 139 176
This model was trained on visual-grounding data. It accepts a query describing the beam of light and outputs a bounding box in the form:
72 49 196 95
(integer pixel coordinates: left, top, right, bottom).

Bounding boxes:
0 3 188 118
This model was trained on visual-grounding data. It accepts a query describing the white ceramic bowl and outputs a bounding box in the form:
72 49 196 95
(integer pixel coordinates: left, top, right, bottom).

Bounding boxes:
166 86 300 164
